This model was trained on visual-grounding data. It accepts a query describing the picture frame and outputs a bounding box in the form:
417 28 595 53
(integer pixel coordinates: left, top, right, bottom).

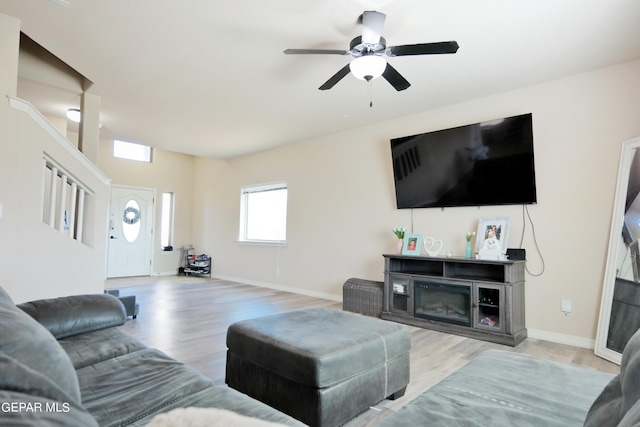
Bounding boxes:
475 217 510 255
402 233 422 256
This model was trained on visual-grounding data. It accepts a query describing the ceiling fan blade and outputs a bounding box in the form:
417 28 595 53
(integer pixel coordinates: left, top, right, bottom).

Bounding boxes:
284 48 350 55
319 64 351 91
382 63 410 91
361 11 386 46
386 41 459 57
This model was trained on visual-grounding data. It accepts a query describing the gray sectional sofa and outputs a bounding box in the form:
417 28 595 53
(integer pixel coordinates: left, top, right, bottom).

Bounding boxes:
379 328 640 427
0 286 303 426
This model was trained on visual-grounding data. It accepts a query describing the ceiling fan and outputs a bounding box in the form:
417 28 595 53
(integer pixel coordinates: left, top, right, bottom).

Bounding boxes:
284 11 459 91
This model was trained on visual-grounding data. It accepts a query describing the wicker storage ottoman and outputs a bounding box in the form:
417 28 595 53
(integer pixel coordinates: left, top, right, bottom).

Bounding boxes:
342 278 384 317
225 308 410 427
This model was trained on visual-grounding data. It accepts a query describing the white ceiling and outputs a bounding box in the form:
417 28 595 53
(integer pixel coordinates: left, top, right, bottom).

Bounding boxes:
2 0 639 159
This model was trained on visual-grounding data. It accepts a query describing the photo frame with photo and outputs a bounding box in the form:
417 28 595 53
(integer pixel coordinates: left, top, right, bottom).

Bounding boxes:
475 217 510 256
402 233 422 256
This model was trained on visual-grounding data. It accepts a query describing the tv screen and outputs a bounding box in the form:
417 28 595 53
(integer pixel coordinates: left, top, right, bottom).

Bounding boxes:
390 113 537 209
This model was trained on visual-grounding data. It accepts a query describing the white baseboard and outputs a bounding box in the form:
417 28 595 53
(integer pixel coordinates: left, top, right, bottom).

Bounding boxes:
214 275 342 303
152 271 178 276
527 328 595 349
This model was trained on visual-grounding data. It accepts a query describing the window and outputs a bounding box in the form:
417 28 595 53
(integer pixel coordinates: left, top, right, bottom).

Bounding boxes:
160 192 174 249
239 183 287 243
113 140 152 162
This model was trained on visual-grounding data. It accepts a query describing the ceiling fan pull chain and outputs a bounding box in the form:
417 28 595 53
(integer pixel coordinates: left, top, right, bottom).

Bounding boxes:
369 80 373 107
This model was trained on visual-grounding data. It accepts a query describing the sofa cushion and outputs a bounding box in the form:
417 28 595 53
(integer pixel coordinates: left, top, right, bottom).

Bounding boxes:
585 328 640 426
0 354 97 426
76 348 216 427
129 385 306 426
0 286 81 403
59 326 148 369
0 389 98 427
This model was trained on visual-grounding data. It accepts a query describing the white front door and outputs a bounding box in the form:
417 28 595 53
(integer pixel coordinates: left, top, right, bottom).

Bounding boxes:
107 186 155 278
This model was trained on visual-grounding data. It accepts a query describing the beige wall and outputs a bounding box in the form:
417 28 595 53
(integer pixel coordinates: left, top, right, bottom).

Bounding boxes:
97 139 195 275
0 13 110 303
193 59 640 347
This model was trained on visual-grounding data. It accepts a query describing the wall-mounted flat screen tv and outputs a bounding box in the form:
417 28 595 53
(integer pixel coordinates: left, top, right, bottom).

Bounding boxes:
390 113 537 209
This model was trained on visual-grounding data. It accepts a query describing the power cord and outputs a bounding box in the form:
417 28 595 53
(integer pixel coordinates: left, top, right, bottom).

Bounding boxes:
410 208 415 233
519 204 545 276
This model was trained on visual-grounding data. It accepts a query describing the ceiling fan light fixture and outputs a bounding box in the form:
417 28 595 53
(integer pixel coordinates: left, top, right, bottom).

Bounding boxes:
350 55 387 81
66 108 81 123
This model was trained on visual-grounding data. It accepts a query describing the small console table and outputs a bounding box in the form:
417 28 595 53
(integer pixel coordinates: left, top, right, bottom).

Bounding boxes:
381 254 527 346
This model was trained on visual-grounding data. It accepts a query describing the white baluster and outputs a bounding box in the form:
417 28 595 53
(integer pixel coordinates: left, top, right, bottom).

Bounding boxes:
48 166 58 227
58 174 68 232
76 189 85 242
69 182 78 239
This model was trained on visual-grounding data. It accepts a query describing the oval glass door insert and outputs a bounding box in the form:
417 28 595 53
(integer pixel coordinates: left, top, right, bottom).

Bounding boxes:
122 200 141 243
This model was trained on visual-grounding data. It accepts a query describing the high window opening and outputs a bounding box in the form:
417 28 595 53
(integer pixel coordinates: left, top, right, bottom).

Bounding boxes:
113 140 152 162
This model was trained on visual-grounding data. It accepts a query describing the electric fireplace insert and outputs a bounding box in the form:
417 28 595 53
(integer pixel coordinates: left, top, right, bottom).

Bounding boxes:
414 280 471 327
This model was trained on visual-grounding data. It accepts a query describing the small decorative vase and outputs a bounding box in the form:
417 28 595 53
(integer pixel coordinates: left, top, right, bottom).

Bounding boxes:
465 241 473 259
396 239 404 254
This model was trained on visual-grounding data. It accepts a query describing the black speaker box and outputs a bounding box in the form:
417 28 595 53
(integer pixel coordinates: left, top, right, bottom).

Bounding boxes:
506 248 526 261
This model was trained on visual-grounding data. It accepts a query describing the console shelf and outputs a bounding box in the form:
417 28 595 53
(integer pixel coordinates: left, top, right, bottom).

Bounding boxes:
382 254 527 346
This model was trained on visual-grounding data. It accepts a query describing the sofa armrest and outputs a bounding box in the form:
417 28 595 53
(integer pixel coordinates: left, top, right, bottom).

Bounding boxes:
17 294 126 339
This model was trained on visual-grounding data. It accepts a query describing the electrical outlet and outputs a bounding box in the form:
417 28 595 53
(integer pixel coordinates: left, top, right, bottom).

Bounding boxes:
561 299 572 313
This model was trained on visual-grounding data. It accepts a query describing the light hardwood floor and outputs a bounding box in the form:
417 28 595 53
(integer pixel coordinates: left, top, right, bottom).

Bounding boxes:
107 275 619 426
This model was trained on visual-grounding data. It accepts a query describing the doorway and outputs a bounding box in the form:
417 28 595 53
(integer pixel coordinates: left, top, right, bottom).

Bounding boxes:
107 186 155 278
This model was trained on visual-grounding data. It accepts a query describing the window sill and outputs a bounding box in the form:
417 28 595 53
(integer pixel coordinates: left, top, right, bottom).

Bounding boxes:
238 240 287 246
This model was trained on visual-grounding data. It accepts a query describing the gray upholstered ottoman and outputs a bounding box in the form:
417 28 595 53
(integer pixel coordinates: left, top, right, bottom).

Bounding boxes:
225 308 411 427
